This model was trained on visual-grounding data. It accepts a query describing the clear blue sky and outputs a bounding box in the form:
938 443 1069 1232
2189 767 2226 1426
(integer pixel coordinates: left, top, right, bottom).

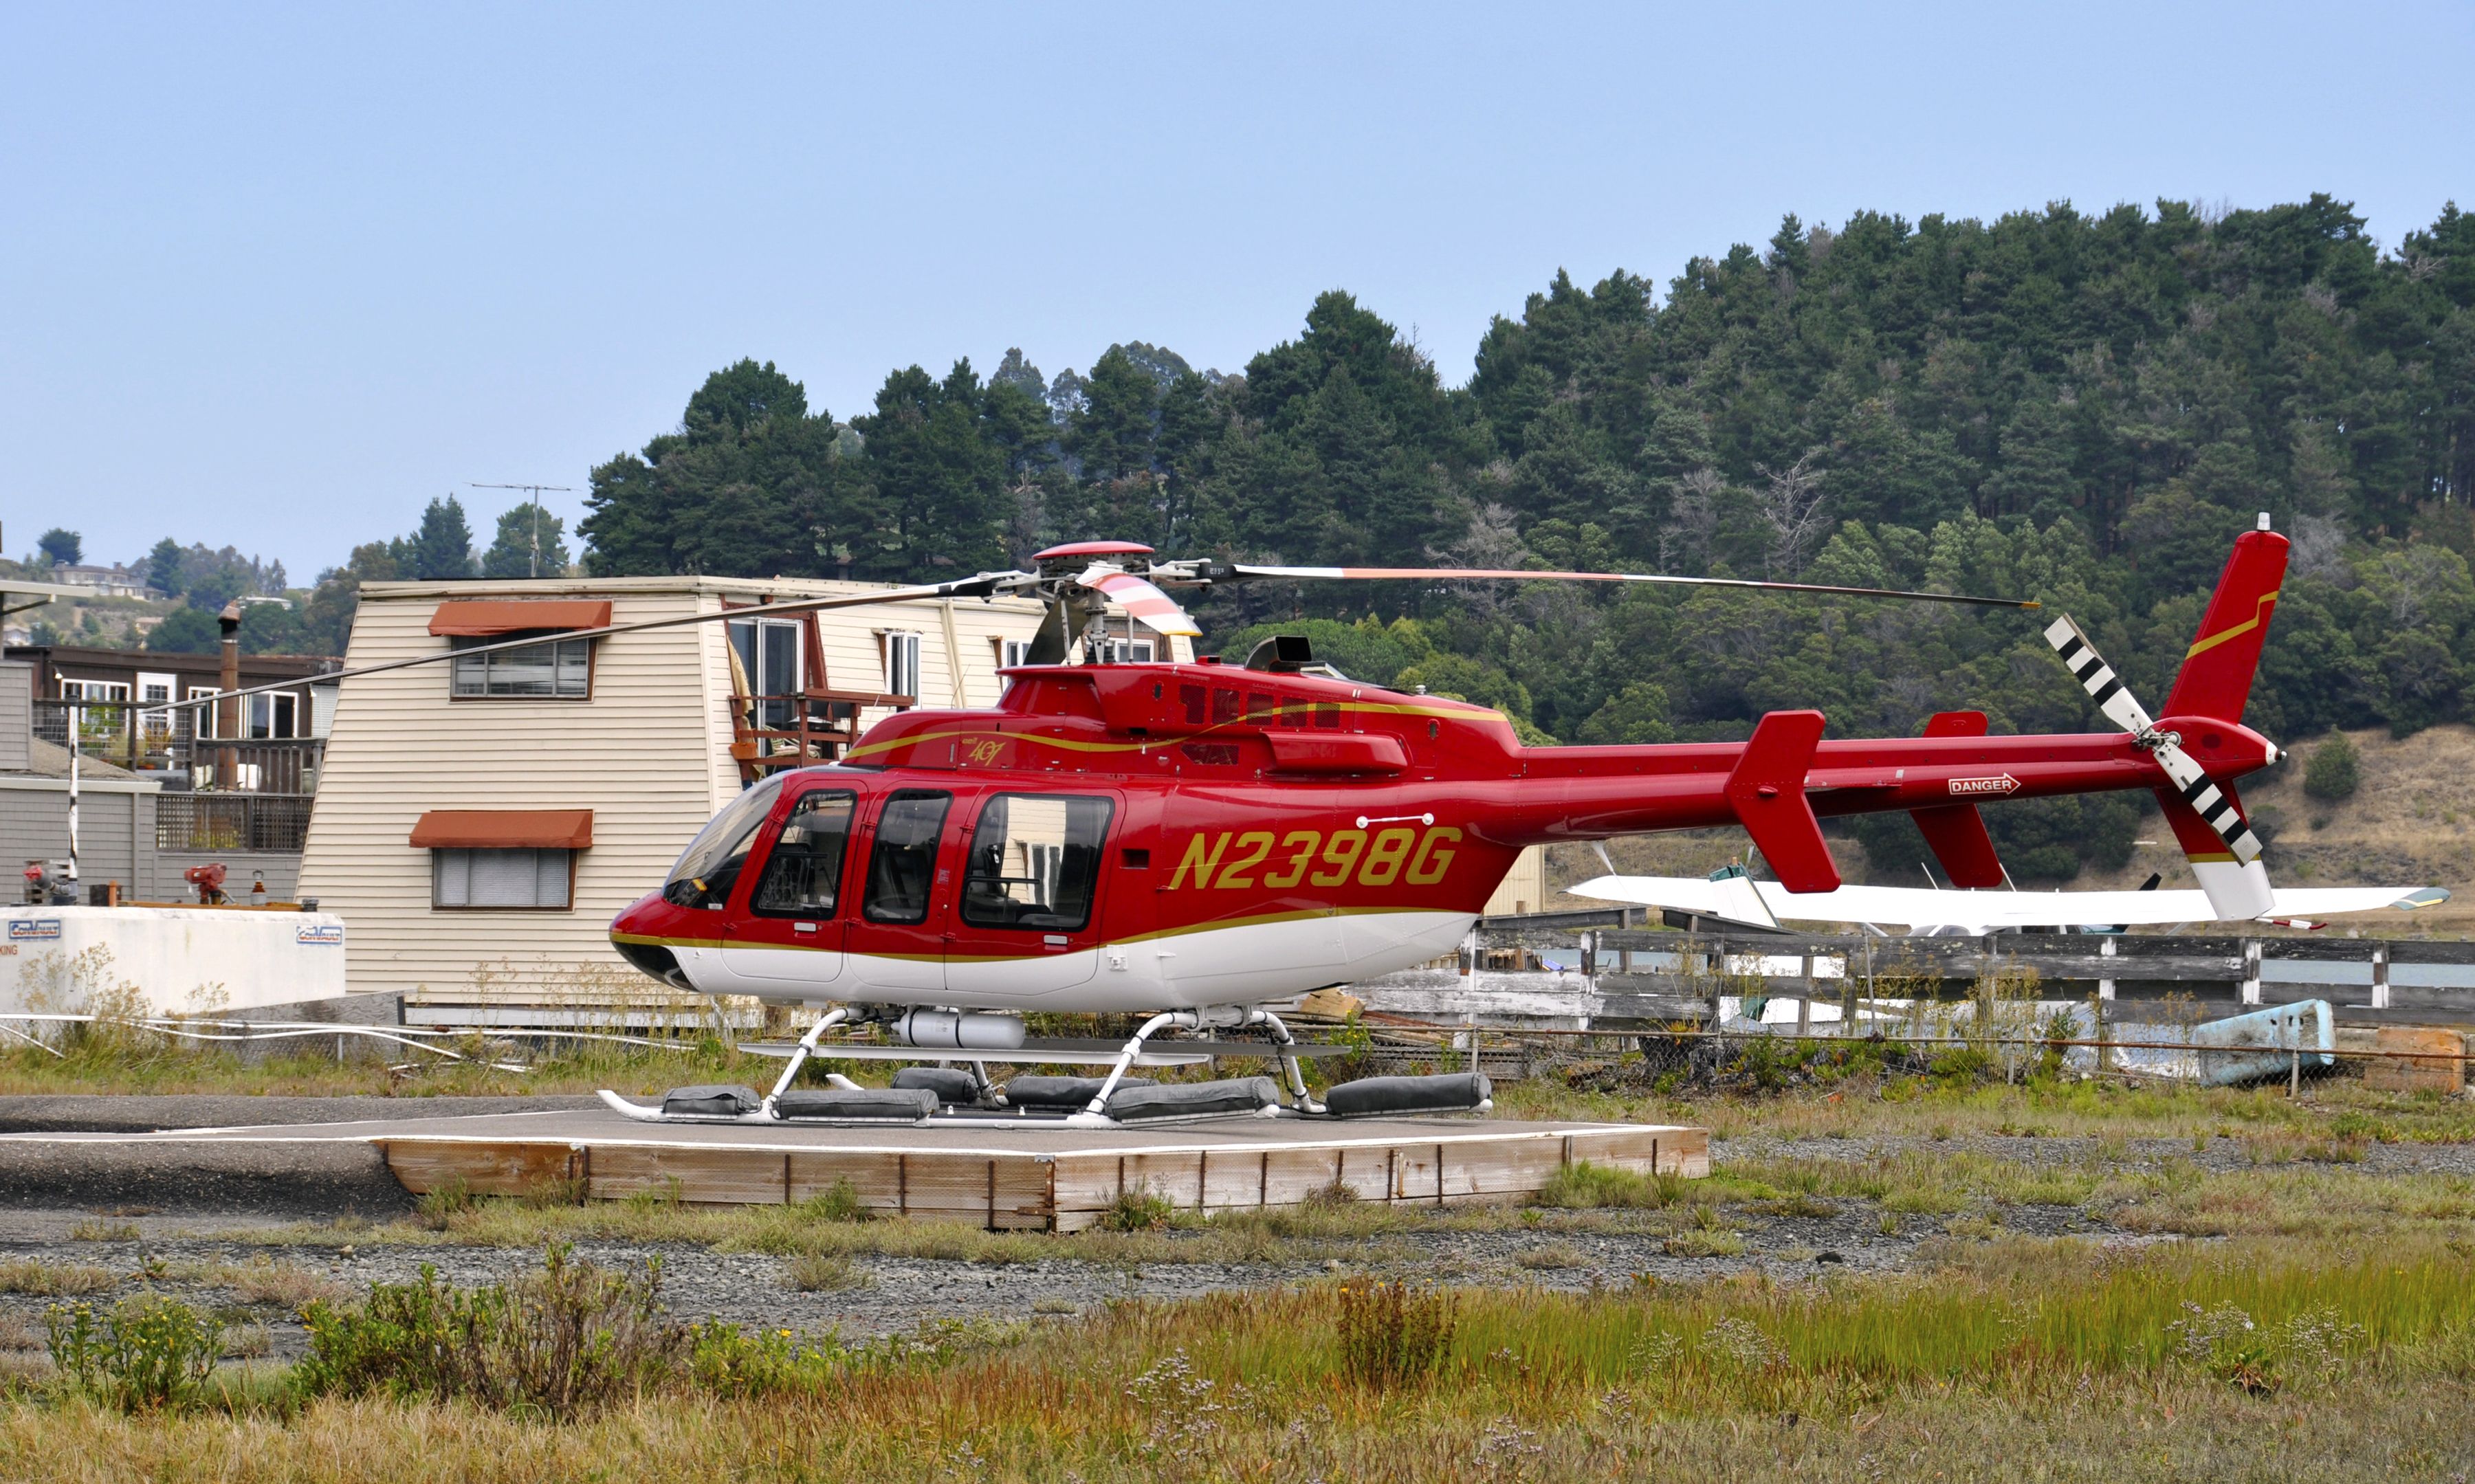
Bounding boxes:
3 1 2467 579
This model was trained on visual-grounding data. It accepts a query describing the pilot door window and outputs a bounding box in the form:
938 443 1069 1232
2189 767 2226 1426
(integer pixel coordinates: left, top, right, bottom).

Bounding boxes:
861 790 951 924
661 775 786 909
960 794 1113 932
751 790 855 917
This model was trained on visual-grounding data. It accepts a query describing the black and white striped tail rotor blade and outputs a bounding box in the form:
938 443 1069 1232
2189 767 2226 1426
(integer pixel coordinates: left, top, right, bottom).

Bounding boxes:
2153 740 2267 865
2043 614 2155 735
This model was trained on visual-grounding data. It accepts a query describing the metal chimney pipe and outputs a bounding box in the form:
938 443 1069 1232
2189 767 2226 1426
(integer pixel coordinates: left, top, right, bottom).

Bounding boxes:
218 601 242 789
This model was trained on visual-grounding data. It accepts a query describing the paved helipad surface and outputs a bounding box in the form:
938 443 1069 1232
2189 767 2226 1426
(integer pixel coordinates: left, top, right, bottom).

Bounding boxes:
0 1103 1708 1230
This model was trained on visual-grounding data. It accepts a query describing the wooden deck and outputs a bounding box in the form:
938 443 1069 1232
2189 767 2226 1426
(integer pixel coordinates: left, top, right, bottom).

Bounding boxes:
47 1107 1708 1232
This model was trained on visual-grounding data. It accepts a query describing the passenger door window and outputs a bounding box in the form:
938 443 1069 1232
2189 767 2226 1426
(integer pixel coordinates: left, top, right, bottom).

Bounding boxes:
960 794 1113 931
861 791 951 924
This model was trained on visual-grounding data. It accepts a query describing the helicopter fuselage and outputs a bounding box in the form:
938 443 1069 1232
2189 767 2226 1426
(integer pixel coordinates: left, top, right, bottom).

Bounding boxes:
608 658 2276 1014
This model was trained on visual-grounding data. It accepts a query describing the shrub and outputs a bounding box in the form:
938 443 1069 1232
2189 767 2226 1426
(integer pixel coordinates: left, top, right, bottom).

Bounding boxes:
296 1244 681 1417
46 1296 222 1411
1334 1282 1455 1389
2304 731 2360 801
687 1322 848 1399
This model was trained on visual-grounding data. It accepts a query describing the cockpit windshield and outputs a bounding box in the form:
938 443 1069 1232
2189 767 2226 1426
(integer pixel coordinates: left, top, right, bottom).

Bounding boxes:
662 775 787 909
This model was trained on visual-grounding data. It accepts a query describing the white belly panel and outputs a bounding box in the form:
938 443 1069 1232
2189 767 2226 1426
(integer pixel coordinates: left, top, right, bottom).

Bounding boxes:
945 947 1100 1001
1336 909 1473 980
718 944 846 987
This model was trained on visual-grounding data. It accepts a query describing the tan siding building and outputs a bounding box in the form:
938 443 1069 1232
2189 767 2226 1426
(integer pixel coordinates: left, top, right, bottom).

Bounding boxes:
299 576 1141 1008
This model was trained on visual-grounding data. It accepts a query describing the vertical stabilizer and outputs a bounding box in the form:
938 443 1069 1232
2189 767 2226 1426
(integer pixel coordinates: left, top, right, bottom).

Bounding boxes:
2162 518 2289 724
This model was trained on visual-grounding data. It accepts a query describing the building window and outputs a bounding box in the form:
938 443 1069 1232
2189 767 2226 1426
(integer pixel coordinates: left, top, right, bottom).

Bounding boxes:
450 632 591 699
58 680 131 702
727 616 804 729
432 848 574 909
1000 639 1036 669
960 793 1113 931
1099 638 1155 664
884 632 921 700
188 687 302 740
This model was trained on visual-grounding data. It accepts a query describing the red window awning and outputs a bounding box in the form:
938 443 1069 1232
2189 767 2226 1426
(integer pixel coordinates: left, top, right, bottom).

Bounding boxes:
409 809 595 850
428 600 613 637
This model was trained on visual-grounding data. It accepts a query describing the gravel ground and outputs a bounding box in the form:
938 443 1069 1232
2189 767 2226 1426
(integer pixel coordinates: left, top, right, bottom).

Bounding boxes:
0 1098 2440 1358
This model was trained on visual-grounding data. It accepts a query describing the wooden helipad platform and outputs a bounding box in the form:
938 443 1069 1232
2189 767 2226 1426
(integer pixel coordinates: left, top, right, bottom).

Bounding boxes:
26 1107 1708 1232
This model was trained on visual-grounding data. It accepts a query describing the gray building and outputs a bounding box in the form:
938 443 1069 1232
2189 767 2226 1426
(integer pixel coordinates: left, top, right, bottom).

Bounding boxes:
0 660 307 903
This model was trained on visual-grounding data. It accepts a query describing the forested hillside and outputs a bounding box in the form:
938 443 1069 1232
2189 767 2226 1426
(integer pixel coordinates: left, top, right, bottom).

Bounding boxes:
373 197 2475 878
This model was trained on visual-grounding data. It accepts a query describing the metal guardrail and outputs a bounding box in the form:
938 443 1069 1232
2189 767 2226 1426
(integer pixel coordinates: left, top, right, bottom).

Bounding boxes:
155 793 314 852
32 699 322 793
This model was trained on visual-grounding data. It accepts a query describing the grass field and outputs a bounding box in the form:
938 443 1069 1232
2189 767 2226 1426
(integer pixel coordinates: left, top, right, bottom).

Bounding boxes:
8 1234 2475 1481
15 1041 2475 1478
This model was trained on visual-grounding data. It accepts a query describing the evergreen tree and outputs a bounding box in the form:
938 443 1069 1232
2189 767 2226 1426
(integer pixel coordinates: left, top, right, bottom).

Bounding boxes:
404 497 476 580
36 529 79 566
144 538 185 596
481 502 573 579
852 361 1009 577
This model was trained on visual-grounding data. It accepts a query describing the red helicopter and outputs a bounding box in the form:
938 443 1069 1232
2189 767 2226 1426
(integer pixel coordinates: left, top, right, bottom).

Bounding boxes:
597 522 2288 1125
173 523 2293 1126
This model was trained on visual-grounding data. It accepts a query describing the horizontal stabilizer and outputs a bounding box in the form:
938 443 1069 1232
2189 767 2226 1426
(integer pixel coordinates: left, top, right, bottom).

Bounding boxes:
1726 710 1839 894
1566 876 2449 933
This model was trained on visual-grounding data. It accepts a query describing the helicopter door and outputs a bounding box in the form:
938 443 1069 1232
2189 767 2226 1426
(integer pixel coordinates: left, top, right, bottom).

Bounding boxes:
843 788 953 999
944 791 1114 1002
719 788 855 986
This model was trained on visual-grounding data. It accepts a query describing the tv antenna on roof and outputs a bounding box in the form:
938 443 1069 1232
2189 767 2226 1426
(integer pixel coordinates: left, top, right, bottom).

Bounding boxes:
470 483 576 578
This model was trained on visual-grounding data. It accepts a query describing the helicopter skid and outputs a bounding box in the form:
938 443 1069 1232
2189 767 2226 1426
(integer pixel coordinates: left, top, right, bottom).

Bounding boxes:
594 1086 1305 1130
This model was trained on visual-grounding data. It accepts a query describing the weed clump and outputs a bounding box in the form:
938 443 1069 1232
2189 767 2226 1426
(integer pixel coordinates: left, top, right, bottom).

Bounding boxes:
1536 1160 1682 1210
1333 1281 1455 1389
0 1259 115 1296
1105 1186 1174 1233
783 1253 866 1292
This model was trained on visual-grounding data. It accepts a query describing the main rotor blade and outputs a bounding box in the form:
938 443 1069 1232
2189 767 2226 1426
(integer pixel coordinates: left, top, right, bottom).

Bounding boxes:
1227 564 2038 610
143 571 1037 715
1078 567 1202 639
2043 614 2155 735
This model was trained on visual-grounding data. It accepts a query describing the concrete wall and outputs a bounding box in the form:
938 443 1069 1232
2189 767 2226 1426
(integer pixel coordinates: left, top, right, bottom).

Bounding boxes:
0 905 348 1014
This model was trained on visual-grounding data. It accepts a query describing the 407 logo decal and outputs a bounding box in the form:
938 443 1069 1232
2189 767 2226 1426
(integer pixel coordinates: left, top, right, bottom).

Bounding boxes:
1168 826 1460 891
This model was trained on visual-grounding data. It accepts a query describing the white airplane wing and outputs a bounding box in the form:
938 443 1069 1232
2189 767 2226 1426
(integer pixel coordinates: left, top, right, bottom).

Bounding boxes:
1568 875 2448 933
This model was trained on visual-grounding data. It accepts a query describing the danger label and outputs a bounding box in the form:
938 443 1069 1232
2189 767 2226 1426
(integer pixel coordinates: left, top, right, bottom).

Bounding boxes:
1948 775 2019 797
